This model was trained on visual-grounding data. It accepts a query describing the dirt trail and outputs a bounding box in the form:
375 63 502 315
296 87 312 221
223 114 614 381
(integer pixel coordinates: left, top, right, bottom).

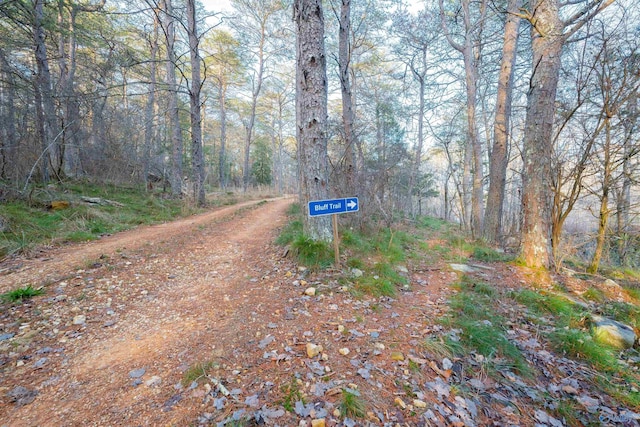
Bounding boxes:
0 198 275 294
0 198 295 426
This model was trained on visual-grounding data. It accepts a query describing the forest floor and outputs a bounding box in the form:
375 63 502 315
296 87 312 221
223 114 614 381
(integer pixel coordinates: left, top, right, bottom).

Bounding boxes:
1 197 640 426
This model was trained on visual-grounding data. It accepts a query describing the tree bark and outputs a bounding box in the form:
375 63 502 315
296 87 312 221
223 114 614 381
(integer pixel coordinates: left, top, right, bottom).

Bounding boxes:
338 0 357 198
33 0 59 183
439 0 486 237
588 119 612 274
0 48 17 180
143 13 159 191
295 0 332 241
187 0 205 206
484 0 522 243
161 0 183 197
520 0 564 269
520 0 615 269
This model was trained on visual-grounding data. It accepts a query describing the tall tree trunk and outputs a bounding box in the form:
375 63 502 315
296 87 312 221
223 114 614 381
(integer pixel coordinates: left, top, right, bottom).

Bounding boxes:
143 14 159 191
338 0 357 198
617 92 636 264
187 0 205 206
295 0 332 241
520 0 564 269
408 56 426 218
0 48 17 180
520 0 614 269
161 0 183 197
484 0 522 243
242 23 267 193
33 0 59 183
588 119 612 274
440 0 486 237
219 85 228 189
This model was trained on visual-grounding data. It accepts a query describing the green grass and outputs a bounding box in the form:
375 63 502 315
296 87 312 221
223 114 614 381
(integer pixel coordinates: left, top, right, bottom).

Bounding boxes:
339 389 367 418
291 234 334 269
181 360 219 387
279 376 304 412
1 285 44 303
417 215 449 231
583 287 606 303
549 328 619 372
472 246 513 262
0 181 201 257
600 301 640 329
442 276 531 376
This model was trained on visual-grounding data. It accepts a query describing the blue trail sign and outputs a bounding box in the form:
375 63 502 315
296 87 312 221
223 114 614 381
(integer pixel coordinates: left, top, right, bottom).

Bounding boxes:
308 197 359 217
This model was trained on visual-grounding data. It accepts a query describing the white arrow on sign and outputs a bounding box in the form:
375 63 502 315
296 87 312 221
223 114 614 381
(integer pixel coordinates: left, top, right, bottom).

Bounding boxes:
347 199 357 210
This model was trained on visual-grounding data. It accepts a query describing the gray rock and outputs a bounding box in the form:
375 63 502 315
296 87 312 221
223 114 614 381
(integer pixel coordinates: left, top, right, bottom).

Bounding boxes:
72 315 86 325
592 315 636 349
351 268 363 278
34 357 48 368
145 375 162 387
7 386 38 406
128 367 146 378
0 333 15 341
450 264 479 273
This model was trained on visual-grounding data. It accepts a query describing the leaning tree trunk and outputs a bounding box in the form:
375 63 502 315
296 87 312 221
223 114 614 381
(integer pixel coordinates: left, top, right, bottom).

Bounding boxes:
484 0 522 243
295 0 332 242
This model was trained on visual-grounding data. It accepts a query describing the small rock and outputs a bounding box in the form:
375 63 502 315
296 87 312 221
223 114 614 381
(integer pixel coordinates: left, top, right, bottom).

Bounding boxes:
442 358 453 370
0 333 15 341
351 268 363 278
339 348 350 356
7 386 38 406
397 265 409 274
374 343 385 350
129 368 146 378
337 325 345 333
72 315 86 325
145 376 162 387
391 351 404 361
413 399 427 408
311 419 325 427
306 343 323 358
449 264 479 273
304 287 316 297
394 397 407 409
34 357 48 369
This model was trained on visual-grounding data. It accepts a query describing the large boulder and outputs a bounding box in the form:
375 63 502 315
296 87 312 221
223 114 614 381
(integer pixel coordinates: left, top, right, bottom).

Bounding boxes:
591 315 636 349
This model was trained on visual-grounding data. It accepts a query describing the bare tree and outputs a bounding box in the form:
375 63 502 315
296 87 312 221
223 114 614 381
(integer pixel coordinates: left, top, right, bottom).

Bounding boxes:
159 0 183 197
484 0 522 243
439 0 487 237
186 0 205 206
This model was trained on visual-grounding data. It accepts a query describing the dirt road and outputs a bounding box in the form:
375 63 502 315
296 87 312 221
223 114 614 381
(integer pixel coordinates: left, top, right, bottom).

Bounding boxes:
1 198 298 425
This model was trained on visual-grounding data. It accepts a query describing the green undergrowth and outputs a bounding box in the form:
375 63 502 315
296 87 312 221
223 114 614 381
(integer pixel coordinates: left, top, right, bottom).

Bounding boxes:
1 285 44 304
0 181 204 258
441 276 532 377
510 286 640 408
276 205 412 296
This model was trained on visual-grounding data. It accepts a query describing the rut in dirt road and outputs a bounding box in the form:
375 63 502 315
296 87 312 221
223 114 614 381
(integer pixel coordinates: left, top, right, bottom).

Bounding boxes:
1 198 293 426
